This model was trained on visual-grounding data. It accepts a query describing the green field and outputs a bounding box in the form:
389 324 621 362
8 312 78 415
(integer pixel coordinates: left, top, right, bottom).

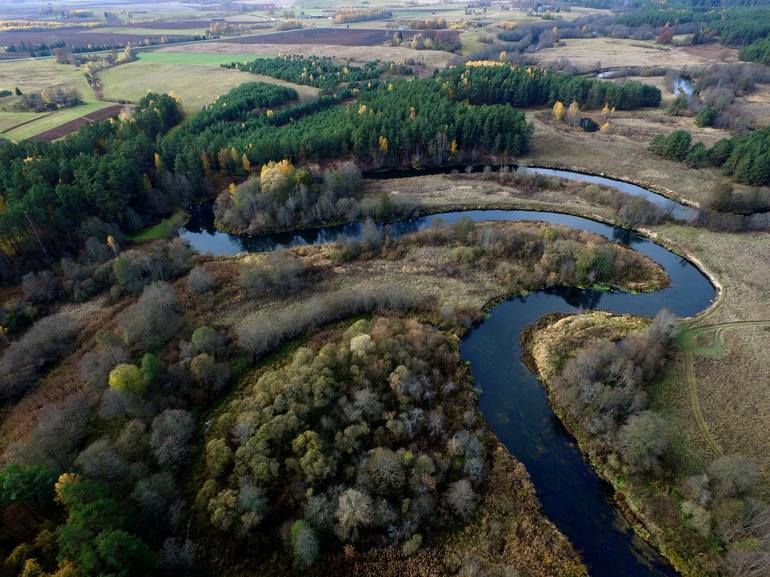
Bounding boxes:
0 55 108 140
2 101 116 141
0 110 42 133
126 210 189 242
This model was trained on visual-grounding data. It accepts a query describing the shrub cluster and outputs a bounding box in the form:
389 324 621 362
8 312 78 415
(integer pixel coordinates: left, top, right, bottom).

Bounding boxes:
550 311 679 471
200 317 487 566
215 160 416 235
547 313 770 575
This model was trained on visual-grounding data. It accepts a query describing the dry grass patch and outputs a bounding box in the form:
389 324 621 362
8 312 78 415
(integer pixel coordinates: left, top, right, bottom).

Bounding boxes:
534 38 710 71
100 60 318 112
525 112 726 207
156 42 462 72
646 224 770 492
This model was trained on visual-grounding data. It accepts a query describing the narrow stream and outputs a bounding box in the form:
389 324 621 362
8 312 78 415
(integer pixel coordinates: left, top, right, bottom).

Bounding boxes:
179 172 716 577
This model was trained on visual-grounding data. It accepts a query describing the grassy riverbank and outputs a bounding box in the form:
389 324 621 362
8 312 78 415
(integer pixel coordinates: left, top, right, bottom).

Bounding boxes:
524 309 769 577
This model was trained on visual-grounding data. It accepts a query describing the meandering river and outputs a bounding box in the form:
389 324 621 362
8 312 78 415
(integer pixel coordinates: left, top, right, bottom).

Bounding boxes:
180 171 716 577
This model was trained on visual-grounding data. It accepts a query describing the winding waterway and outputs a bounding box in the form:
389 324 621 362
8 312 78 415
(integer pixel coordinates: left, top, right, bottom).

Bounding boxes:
180 171 716 577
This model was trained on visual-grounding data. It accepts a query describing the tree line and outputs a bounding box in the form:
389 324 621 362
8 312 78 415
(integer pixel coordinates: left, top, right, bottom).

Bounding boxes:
615 4 770 46
650 128 770 187
740 36 770 65
222 56 408 93
438 64 662 110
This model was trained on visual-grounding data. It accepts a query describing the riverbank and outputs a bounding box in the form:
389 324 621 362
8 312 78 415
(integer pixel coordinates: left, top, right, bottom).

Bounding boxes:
522 311 722 577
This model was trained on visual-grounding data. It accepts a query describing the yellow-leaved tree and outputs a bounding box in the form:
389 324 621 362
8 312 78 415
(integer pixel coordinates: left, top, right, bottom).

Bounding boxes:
552 101 565 122
566 101 580 127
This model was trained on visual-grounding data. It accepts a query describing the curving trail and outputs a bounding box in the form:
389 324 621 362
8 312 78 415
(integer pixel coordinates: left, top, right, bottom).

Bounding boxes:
678 320 770 458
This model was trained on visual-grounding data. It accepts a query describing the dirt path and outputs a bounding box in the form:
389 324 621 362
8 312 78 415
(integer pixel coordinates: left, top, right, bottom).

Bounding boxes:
679 319 770 458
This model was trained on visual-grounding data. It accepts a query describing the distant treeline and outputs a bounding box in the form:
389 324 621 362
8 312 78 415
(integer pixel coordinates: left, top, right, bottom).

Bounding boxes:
222 56 408 93
438 65 661 110
616 4 770 46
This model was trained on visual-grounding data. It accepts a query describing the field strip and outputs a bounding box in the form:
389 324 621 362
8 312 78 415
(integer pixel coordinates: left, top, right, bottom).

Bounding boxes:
0 111 54 134
681 319 770 458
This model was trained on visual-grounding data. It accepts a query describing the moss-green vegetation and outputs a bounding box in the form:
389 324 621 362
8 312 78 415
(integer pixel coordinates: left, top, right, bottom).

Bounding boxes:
126 210 189 242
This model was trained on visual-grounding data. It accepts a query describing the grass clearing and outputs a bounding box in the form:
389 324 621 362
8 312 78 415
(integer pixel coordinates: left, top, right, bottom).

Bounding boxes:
0 110 42 133
126 210 189 242
535 37 711 71
641 223 770 491
0 58 94 96
100 59 317 112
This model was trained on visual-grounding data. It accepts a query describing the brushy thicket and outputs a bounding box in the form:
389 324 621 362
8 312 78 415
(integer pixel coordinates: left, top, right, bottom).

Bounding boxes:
200 317 488 566
236 285 418 358
215 160 416 235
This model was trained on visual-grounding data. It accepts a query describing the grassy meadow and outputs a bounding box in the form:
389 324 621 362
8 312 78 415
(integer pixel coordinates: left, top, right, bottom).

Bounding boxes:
100 50 318 112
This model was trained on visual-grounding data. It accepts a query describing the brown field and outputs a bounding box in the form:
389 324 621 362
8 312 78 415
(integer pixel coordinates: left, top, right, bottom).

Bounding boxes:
535 38 712 71
28 104 123 142
115 19 214 30
731 82 770 129
157 42 462 71
0 28 193 58
679 43 739 62
221 26 460 46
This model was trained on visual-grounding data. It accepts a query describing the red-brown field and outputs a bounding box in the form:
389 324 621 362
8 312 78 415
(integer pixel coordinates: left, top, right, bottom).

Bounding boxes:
222 26 460 46
29 104 123 142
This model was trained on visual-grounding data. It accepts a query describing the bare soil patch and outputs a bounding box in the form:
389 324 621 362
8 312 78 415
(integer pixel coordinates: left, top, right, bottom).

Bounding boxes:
0 28 190 54
28 104 123 142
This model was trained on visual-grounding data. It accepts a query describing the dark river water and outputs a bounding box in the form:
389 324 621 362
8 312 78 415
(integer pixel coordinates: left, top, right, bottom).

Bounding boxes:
180 172 716 577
